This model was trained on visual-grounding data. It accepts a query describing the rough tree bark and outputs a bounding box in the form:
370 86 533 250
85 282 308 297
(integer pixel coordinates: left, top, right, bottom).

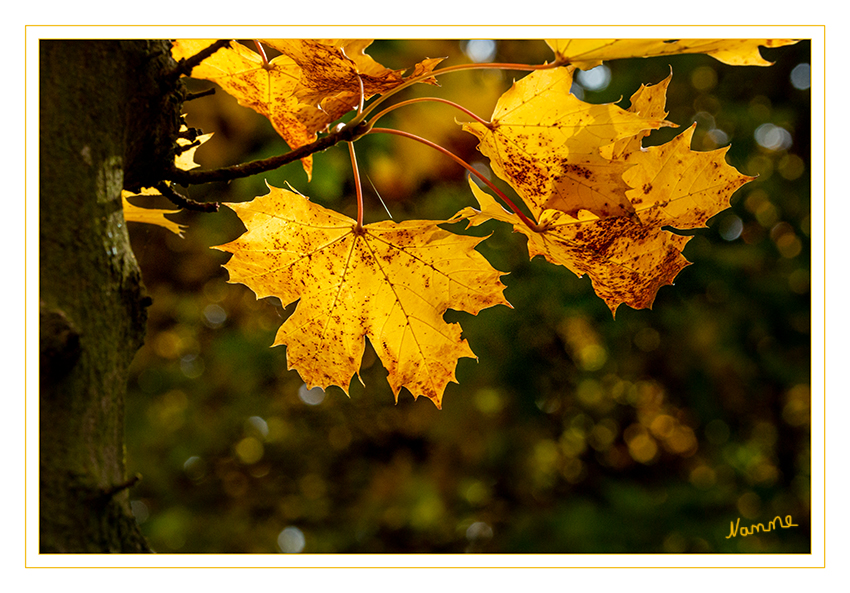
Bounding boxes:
39 40 183 553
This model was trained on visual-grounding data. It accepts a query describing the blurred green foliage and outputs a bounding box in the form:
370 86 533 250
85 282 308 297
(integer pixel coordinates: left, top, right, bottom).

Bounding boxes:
125 38 812 554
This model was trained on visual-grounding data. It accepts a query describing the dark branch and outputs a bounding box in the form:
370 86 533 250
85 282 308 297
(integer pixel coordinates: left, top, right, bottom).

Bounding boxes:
185 87 216 101
166 120 371 186
168 39 231 80
99 474 141 501
155 181 220 212
176 126 203 140
174 139 201 156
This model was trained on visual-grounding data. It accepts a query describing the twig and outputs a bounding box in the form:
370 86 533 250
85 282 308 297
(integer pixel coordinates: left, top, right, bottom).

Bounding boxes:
185 87 216 101
174 139 201 155
176 126 203 140
99 474 141 500
168 39 231 80
155 181 220 212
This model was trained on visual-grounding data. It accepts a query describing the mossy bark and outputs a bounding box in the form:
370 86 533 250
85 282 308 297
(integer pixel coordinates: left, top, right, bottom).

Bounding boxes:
39 40 182 553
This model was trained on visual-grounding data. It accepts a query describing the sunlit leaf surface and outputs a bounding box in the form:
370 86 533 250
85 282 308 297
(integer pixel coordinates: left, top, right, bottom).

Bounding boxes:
214 183 509 408
171 39 442 179
546 38 800 70
462 66 673 220
458 123 754 315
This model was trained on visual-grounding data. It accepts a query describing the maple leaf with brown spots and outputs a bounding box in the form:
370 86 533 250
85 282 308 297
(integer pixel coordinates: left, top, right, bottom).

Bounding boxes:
214 183 509 408
171 39 442 180
456 123 754 315
462 66 674 220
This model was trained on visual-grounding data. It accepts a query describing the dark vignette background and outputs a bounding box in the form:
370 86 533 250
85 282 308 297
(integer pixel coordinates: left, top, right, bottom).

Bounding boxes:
124 39 812 554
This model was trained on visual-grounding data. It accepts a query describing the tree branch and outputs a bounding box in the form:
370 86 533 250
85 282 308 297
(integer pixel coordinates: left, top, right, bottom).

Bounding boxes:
185 87 216 101
155 181 220 212
166 120 371 186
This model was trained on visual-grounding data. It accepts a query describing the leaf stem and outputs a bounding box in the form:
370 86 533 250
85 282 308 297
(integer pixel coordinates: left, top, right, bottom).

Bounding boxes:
352 58 563 126
170 52 561 189
367 96 490 128
369 127 542 232
347 142 364 231
253 40 269 66
355 74 365 117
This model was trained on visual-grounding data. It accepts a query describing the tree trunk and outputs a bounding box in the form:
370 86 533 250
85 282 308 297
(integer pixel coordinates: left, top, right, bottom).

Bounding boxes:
39 40 181 553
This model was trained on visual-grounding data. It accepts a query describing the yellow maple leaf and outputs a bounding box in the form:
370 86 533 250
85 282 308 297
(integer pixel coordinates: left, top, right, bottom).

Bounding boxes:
214 183 510 408
262 39 442 113
457 124 754 315
546 39 799 70
171 39 443 180
121 189 187 237
171 39 317 177
462 66 673 220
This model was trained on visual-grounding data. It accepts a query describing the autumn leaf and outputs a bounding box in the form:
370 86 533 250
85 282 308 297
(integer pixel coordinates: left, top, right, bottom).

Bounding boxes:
546 39 799 70
462 66 673 220
261 39 442 116
457 124 754 315
174 123 214 172
605 72 674 161
171 39 442 180
121 189 187 237
214 183 509 408
171 39 317 177
120 124 212 236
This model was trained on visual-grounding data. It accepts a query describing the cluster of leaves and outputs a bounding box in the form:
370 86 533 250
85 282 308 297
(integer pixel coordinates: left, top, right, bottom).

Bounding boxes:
129 38 796 409
125 38 811 554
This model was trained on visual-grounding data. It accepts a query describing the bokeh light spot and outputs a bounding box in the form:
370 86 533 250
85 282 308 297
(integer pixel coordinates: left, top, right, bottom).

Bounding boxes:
588 419 618 452
790 63 810 90
737 491 762 519
624 424 658 464
474 387 504 414
665 425 698 456
576 65 611 91
577 344 607 371
277 526 306 553
689 465 716 490
562 457 586 483
778 153 805 180
718 214 743 242
183 455 207 481
465 521 494 541
130 499 150 524
235 436 264 464
202 303 227 328
690 66 718 92
462 40 497 63
179 353 204 378
298 384 326 405
782 384 810 426
754 123 793 151
245 416 269 439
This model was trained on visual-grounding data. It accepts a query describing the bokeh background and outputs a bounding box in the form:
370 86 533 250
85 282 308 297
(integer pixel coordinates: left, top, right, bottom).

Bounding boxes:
124 38 812 554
